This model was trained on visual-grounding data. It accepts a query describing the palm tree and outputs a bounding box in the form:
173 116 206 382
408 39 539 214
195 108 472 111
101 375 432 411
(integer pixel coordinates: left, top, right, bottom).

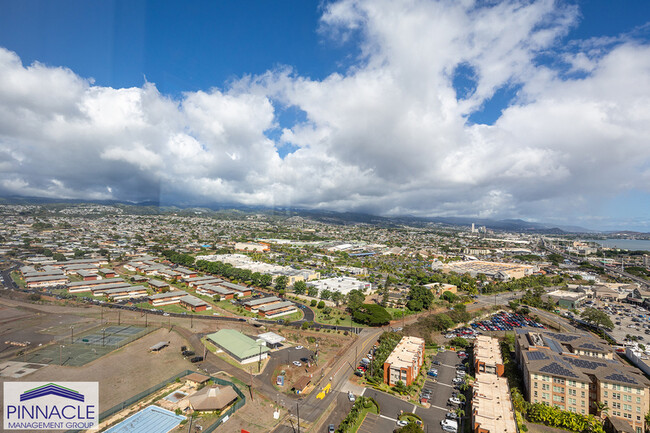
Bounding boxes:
455 407 465 418
594 401 609 419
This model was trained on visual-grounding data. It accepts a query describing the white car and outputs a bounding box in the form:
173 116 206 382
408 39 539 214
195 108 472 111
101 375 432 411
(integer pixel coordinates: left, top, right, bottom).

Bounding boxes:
396 420 408 427
292 361 302 367
448 397 462 405
295 345 303 349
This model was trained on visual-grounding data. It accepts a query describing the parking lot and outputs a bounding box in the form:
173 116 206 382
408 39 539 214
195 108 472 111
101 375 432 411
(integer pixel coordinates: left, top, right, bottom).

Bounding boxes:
578 300 650 344
359 349 468 433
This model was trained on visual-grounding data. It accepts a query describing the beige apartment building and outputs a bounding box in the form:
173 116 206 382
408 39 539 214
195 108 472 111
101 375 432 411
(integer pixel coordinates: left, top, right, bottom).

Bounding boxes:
471 336 516 433
516 330 650 433
383 336 425 386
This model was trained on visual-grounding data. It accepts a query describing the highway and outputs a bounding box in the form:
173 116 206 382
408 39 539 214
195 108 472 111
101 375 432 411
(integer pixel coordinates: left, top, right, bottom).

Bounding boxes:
542 239 650 288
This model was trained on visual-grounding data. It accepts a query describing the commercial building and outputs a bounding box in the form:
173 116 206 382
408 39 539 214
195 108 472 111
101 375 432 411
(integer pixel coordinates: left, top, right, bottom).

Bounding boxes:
516 330 650 433
423 282 458 297
434 260 537 281
471 336 516 433
383 336 425 386
307 277 372 296
206 329 270 364
545 290 588 309
234 242 269 252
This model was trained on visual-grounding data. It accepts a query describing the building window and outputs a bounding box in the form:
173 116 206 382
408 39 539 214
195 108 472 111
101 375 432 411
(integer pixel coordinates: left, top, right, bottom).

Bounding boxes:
534 382 538 388
603 391 608 397
534 391 538 397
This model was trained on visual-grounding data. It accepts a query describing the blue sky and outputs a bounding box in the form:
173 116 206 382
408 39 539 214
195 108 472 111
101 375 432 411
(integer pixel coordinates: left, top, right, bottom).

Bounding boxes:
0 0 649 231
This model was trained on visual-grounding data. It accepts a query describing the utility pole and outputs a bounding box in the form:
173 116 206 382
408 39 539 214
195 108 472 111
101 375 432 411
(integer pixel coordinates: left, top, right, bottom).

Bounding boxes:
296 403 300 433
118 311 121 325
145 311 148 327
249 366 254 402
70 326 74 344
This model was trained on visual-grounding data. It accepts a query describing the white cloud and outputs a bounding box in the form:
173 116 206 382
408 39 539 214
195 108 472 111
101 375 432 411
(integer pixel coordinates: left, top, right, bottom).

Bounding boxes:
0 0 649 228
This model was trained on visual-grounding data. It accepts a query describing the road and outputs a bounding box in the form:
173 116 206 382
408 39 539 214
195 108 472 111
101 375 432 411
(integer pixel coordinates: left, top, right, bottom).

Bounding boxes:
542 239 650 288
271 326 383 432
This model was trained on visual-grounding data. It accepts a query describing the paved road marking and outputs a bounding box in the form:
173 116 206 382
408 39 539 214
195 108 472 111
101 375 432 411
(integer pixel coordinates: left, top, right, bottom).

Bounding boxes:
436 382 454 388
379 414 398 422
412 404 416 413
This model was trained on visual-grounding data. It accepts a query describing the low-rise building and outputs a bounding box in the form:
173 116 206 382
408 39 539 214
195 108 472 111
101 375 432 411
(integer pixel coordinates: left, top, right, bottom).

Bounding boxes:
257 301 297 318
179 295 210 312
149 291 188 306
383 336 425 386
206 329 270 364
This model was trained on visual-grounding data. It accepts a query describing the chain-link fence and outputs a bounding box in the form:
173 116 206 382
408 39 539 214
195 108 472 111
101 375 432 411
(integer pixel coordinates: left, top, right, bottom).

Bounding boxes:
66 370 246 433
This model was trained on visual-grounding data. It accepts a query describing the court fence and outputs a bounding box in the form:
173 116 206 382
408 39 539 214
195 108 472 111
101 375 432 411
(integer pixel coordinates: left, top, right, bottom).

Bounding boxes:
66 369 246 433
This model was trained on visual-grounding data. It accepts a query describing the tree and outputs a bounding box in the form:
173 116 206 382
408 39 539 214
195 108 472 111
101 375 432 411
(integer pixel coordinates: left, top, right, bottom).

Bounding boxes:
307 286 319 297
450 337 469 348
317 300 325 309
381 289 390 307
347 289 366 311
53 252 66 262
310 299 317 307
293 280 307 295
274 276 288 292
580 307 614 330
352 304 391 326
320 289 332 300
330 291 343 306
441 290 457 303
407 285 434 311
259 274 272 287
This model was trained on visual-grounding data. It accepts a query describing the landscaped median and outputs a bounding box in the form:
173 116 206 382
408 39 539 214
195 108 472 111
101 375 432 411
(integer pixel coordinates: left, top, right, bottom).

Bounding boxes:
335 396 380 433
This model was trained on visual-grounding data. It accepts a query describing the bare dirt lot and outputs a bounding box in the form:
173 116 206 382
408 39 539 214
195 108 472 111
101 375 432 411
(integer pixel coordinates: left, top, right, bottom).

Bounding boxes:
21 328 195 411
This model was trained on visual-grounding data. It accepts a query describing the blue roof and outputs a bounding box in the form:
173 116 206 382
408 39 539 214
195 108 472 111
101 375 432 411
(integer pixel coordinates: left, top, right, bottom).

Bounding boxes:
104 406 185 433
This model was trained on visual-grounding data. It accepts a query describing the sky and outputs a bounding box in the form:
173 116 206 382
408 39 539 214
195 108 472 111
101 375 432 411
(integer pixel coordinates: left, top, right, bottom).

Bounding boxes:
0 0 649 231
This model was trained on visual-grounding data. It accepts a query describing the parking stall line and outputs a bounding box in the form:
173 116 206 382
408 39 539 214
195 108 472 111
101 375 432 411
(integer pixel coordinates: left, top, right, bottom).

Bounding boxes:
379 414 398 422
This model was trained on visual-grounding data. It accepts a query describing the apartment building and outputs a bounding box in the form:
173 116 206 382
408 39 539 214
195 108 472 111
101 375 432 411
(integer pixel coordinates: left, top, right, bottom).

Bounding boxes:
516 330 650 433
383 336 425 386
471 336 516 433
473 335 505 376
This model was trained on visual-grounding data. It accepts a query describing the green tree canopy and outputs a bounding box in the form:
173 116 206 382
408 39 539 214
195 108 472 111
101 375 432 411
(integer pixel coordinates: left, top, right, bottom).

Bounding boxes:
293 280 307 295
352 304 391 326
347 289 366 311
580 307 614 330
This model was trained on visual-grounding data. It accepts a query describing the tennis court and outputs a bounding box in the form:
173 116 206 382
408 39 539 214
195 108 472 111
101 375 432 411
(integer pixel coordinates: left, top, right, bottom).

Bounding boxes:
17 325 153 366
104 405 185 433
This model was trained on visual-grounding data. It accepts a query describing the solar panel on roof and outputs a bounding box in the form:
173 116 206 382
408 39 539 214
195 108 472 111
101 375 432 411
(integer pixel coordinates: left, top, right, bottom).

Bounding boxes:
527 351 549 361
545 338 564 354
538 362 579 378
562 357 607 370
546 333 579 342
604 373 638 385
579 343 603 351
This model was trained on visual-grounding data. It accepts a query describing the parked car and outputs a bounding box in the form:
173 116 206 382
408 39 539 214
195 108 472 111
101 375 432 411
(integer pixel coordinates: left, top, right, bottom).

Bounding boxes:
182 350 195 357
348 392 356 402
190 356 203 363
448 397 462 405
293 361 302 367
328 424 335 433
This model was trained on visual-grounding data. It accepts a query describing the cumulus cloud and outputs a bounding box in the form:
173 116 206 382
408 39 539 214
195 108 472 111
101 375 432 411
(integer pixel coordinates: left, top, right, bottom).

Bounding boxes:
0 0 649 227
